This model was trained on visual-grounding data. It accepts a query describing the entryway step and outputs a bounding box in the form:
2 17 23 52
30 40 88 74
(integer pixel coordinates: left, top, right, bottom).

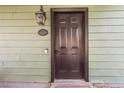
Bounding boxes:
50 79 93 88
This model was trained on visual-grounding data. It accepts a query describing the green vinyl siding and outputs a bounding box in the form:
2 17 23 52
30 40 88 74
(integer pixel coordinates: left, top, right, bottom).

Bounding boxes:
0 5 50 83
89 5 124 83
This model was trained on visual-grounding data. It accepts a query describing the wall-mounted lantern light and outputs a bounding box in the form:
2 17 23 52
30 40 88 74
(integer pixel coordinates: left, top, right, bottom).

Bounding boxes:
35 5 46 25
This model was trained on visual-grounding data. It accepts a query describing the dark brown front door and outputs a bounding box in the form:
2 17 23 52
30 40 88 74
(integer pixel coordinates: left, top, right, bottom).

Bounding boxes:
51 8 88 81
55 13 84 79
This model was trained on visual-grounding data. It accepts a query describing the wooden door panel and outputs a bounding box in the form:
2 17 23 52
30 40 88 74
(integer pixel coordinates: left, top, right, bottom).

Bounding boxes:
56 55 68 72
59 27 67 48
55 12 84 79
70 55 80 72
71 27 79 48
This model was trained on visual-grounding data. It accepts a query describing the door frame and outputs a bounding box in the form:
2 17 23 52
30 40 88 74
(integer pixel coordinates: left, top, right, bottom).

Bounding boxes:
51 8 88 82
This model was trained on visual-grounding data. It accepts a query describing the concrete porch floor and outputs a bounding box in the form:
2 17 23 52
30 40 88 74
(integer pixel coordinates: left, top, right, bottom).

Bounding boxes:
50 79 93 88
0 80 124 88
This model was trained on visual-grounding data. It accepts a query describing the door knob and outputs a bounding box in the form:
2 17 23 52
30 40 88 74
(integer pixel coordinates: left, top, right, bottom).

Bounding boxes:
55 50 60 53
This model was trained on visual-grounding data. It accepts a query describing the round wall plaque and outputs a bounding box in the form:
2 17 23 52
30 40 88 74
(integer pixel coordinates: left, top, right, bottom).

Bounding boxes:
38 29 48 36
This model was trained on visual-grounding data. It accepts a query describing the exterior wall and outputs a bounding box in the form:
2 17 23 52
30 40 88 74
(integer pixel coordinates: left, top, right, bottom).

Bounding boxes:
0 5 124 83
0 6 51 82
88 5 124 83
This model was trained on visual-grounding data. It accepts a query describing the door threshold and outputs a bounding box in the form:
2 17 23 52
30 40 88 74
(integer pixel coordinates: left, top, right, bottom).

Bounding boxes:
54 79 86 83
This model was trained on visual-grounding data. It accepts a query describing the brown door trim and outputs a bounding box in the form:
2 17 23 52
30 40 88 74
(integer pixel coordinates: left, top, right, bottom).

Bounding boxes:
51 8 88 82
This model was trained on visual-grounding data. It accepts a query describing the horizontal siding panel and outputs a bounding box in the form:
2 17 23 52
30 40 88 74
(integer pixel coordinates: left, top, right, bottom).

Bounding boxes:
89 19 124 26
89 11 124 18
14 6 39 13
0 20 50 26
0 26 50 34
90 76 124 83
0 55 49 61
90 55 124 61
0 41 50 47
43 5 124 12
0 75 49 82
90 69 124 76
88 5 124 11
0 34 50 40
0 6 15 12
0 20 36 26
0 13 12 19
0 48 50 54
90 62 124 69
90 48 124 54
1 62 49 68
89 41 124 47
0 68 49 75
0 6 39 13
0 13 35 19
21 55 50 61
89 33 124 40
89 26 124 33
0 12 50 20
44 5 124 12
